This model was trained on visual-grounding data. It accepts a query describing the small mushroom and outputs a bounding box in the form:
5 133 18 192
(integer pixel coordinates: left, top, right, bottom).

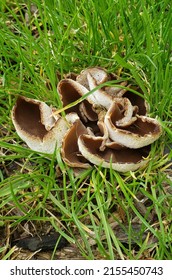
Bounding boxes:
111 97 137 127
105 84 148 116
104 81 128 97
57 78 98 122
86 72 113 109
121 86 148 116
12 96 69 154
61 119 90 168
78 134 150 172
104 98 162 149
76 67 109 89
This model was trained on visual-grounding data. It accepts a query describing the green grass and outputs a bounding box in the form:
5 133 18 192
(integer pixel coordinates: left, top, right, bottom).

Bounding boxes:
0 0 172 260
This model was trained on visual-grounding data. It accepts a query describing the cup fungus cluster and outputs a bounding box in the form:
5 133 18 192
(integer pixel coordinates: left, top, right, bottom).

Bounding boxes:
12 67 162 172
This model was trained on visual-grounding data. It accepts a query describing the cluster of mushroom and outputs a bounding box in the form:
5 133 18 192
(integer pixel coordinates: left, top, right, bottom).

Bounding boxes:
12 67 162 172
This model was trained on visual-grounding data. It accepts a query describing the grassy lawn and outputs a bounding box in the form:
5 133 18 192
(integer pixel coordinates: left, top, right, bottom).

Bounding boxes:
0 0 172 260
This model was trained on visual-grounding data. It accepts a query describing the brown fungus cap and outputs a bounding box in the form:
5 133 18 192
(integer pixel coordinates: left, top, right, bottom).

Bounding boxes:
12 96 69 154
76 67 109 89
57 79 98 122
61 119 90 168
78 134 150 172
104 98 162 149
86 72 114 109
121 86 148 116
